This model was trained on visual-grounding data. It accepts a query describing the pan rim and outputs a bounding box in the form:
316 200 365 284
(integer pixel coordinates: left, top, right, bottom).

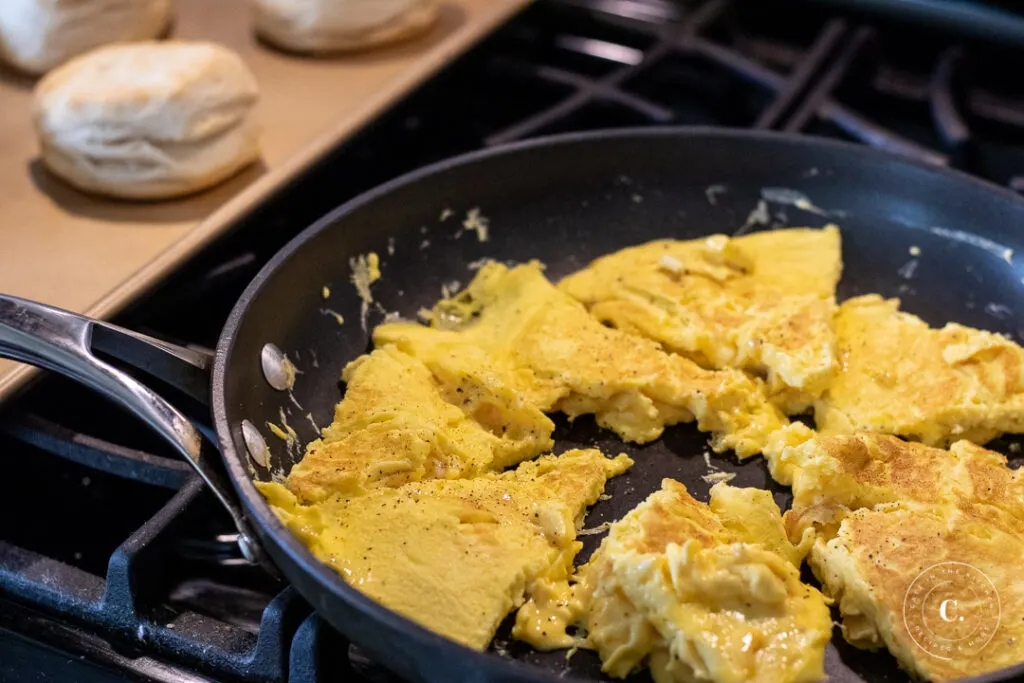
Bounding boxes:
211 125 1024 683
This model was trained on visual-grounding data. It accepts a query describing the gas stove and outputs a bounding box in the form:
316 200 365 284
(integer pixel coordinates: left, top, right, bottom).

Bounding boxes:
3 1 1024 681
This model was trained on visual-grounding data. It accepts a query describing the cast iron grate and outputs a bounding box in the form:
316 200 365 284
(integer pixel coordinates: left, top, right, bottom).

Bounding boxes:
1 1 1023 681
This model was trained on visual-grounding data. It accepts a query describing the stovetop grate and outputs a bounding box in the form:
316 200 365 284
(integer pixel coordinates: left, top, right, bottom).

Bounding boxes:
2 1 1023 681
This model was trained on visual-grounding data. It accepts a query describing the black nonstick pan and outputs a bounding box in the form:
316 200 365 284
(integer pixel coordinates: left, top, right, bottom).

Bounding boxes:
3 128 1024 683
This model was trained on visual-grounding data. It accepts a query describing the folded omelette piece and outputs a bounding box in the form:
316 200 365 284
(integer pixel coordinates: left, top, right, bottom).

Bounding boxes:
375 261 795 459
516 480 831 683
815 294 1024 446
259 448 632 650
559 227 841 414
784 433 1024 681
285 344 555 502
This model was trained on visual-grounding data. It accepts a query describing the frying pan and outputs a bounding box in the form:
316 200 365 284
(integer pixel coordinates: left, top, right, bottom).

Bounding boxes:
2 128 1024 683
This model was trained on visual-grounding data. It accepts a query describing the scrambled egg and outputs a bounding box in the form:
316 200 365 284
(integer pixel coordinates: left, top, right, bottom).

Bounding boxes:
783 433 1024 681
285 345 554 502
260 228 1024 680
559 227 841 413
516 480 831 683
259 448 631 650
375 261 794 459
816 295 1024 446
781 433 1024 534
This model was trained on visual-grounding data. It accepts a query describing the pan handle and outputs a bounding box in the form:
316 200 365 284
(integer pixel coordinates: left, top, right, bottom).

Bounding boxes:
0 294 277 576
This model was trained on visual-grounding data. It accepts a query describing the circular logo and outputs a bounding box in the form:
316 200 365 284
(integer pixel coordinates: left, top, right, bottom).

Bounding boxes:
903 562 1001 661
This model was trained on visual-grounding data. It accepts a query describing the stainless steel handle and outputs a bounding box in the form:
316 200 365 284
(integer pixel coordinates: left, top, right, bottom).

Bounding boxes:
0 294 276 575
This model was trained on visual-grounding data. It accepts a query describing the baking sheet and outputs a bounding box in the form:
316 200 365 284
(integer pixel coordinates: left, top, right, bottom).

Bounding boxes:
0 0 530 400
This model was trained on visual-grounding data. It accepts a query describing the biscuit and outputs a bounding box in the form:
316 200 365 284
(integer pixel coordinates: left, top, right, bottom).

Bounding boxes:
0 0 171 75
253 0 438 54
33 41 261 200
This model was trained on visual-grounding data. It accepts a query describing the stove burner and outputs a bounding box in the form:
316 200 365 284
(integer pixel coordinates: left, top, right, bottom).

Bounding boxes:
3 1 1024 681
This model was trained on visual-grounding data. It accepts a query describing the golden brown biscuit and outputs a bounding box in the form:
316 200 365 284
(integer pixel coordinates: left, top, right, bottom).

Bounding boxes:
253 0 438 54
33 41 260 199
0 0 170 75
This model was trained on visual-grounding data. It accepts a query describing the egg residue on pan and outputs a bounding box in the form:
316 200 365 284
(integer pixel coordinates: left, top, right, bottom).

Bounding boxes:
258 224 1024 683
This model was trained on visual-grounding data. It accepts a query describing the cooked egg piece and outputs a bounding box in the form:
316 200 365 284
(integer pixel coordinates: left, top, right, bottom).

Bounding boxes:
375 261 792 459
782 433 1024 539
815 294 1024 447
558 227 841 413
811 504 1024 681
784 433 1024 681
708 482 813 567
517 480 831 683
286 344 554 502
258 448 630 651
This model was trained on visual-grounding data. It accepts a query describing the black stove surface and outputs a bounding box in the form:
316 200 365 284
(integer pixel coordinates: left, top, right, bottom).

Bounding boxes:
3 1 1024 681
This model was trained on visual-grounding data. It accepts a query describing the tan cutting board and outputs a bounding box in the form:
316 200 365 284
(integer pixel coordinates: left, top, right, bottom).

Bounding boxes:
0 0 530 401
